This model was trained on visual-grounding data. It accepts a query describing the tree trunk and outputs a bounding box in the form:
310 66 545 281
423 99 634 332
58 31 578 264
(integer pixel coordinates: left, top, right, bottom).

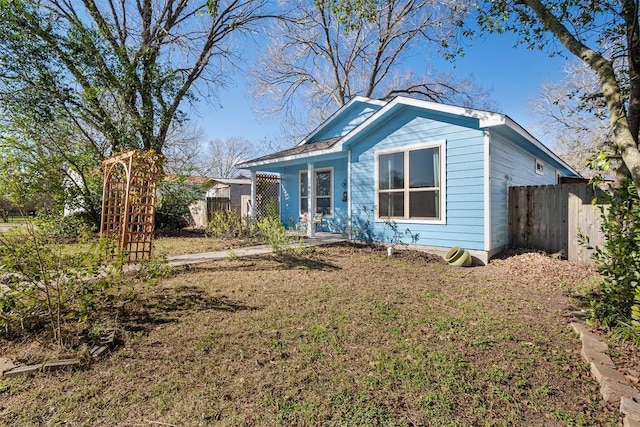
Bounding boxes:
521 0 640 197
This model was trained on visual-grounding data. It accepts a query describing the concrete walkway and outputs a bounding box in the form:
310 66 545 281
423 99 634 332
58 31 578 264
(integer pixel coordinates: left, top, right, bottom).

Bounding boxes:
167 233 347 267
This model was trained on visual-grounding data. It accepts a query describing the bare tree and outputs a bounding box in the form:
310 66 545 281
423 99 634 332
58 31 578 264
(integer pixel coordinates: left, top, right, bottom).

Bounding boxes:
203 137 255 178
250 0 491 141
529 60 613 177
162 124 208 176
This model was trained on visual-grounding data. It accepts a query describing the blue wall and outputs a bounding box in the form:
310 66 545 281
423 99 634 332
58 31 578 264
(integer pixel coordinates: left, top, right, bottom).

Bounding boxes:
310 101 382 142
349 106 486 250
280 158 349 231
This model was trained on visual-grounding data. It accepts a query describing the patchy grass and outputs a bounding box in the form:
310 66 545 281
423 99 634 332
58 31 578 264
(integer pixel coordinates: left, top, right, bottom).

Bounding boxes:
152 235 263 257
53 234 264 258
0 244 620 426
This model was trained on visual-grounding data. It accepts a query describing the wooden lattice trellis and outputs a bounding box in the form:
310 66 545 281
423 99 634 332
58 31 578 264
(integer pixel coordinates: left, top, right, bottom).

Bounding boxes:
100 150 163 263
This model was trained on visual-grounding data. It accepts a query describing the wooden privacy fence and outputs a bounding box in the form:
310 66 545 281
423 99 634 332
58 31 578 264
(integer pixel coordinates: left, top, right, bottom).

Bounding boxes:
509 183 607 264
206 197 231 222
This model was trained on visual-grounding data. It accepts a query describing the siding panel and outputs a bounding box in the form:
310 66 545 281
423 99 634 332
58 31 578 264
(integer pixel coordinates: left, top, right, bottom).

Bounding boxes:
311 103 381 141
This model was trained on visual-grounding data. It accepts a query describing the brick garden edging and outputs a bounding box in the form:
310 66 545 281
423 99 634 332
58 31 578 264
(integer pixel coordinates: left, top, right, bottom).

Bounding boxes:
571 320 640 427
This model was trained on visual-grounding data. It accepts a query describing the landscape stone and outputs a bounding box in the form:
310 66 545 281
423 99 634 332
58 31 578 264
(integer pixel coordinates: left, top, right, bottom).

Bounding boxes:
579 330 610 354
2 359 80 378
3 364 41 378
0 357 16 375
591 362 629 384
621 397 640 422
582 346 615 367
601 377 640 404
90 346 109 359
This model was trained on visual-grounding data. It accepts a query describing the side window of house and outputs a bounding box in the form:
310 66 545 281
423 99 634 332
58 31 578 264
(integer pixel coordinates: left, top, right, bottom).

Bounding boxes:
378 145 441 220
300 170 332 216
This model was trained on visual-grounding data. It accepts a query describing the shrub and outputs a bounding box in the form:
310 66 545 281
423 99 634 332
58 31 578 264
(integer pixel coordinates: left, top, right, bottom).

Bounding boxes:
155 180 201 230
32 212 96 241
256 216 292 255
0 224 166 347
265 197 280 220
207 210 250 238
589 178 640 334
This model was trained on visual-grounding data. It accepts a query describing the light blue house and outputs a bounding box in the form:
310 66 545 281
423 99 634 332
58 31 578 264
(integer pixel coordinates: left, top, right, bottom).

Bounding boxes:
240 96 579 263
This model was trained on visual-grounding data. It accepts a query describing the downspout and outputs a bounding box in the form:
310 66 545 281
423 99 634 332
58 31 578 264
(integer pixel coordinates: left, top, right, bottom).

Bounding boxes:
483 130 492 255
347 150 352 240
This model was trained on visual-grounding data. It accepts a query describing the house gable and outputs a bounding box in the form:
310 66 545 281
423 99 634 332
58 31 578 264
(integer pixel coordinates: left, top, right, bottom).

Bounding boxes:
303 97 385 144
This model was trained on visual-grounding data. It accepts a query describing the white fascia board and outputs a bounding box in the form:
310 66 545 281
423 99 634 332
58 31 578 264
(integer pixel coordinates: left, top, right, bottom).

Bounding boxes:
495 116 581 177
337 96 507 151
296 96 387 147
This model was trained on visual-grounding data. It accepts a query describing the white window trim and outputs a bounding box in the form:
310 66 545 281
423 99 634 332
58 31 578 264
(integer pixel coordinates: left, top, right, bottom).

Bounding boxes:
374 140 446 225
299 167 334 218
535 158 544 175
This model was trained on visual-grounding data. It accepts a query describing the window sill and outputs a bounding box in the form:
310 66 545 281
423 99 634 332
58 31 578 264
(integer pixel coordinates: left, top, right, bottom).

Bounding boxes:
375 217 446 225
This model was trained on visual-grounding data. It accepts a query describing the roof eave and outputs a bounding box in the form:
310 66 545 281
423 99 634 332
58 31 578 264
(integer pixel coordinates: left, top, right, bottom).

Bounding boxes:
483 116 581 177
238 147 342 169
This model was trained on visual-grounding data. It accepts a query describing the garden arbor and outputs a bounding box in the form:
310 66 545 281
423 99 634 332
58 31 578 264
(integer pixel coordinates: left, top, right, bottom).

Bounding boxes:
100 150 163 262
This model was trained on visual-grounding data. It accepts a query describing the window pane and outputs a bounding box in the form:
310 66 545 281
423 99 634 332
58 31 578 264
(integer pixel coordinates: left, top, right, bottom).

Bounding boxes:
379 153 404 190
317 197 331 215
316 171 331 196
379 192 404 217
301 197 308 214
410 148 439 188
300 172 308 197
410 191 439 218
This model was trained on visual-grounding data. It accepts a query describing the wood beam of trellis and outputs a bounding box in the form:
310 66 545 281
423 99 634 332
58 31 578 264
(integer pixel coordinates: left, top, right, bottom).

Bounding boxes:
100 149 163 263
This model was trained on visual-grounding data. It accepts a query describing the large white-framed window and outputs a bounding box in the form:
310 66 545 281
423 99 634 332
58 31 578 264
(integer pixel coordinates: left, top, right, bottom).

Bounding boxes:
375 141 445 223
300 167 333 216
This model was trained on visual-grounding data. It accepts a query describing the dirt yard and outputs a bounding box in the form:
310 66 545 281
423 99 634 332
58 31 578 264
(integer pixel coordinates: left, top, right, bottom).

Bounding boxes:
0 243 625 426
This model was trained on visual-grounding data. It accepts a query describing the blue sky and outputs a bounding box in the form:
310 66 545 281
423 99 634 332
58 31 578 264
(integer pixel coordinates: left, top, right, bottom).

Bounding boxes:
196 30 570 149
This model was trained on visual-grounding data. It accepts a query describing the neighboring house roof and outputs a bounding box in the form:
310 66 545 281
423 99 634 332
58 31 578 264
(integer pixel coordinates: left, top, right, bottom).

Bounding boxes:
239 96 579 178
163 176 251 186
211 178 251 186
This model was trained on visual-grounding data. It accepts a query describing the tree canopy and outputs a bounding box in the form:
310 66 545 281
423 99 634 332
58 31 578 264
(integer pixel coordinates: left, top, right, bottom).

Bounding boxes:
0 0 271 216
474 0 640 194
0 0 271 154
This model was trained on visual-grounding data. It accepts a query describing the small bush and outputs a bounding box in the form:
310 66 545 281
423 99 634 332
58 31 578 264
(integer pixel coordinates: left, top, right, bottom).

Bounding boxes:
0 224 166 347
589 178 640 334
32 213 96 241
155 180 201 230
256 216 291 255
207 210 250 238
